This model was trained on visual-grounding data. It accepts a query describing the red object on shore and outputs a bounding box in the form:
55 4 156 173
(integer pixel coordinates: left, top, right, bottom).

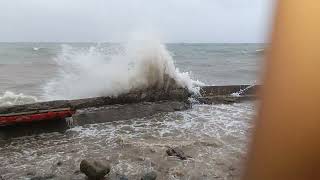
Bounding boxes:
0 108 75 126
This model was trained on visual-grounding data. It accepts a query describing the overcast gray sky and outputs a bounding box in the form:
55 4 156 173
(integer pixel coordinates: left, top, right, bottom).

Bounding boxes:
0 0 275 43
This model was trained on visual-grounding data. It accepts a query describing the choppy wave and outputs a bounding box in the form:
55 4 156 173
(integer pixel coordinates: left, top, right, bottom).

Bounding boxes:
0 91 38 107
42 39 203 100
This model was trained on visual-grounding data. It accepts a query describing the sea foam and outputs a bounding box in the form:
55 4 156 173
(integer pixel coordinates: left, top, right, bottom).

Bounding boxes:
0 91 38 107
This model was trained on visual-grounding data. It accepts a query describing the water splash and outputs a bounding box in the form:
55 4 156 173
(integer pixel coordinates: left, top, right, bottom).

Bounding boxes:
42 40 203 100
0 91 38 106
231 83 256 97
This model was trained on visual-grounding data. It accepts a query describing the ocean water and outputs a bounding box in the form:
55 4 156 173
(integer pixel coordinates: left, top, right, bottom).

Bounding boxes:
0 42 262 100
0 42 263 179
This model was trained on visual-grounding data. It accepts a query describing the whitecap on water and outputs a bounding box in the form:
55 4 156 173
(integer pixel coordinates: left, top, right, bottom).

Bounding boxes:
0 91 38 106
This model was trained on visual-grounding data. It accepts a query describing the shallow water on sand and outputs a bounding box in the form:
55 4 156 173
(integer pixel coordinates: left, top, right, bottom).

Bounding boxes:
0 102 254 179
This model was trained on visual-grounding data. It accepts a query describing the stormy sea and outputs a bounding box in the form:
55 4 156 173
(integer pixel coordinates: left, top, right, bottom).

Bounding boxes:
0 41 263 179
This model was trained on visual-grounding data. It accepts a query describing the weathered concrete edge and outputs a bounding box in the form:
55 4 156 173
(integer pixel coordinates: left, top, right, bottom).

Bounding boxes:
0 85 260 114
0 100 190 139
72 100 191 126
200 85 259 97
197 95 256 104
0 88 190 114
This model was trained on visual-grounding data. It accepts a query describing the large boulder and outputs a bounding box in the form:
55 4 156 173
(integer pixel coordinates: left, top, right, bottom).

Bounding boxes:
141 171 157 180
80 159 111 180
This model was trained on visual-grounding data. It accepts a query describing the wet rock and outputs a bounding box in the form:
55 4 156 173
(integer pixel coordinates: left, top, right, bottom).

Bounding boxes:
56 161 63 166
149 148 156 153
166 147 190 160
74 170 81 175
194 140 222 148
228 165 236 171
0 132 7 141
30 174 56 180
80 159 110 180
172 170 185 177
141 171 157 180
116 174 129 180
26 171 36 176
189 175 210 180
108 173 129 180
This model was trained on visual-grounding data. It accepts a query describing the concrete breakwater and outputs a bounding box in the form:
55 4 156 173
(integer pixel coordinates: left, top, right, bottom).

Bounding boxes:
0 85 257 139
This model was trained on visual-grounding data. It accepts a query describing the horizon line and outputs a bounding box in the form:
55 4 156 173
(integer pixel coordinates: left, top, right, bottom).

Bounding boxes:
0 41 267 44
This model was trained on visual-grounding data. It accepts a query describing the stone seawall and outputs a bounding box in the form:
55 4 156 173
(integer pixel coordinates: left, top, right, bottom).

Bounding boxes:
0 85 258 139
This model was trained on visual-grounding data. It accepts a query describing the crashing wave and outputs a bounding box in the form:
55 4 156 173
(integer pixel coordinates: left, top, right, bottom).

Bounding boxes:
42 40 204 100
